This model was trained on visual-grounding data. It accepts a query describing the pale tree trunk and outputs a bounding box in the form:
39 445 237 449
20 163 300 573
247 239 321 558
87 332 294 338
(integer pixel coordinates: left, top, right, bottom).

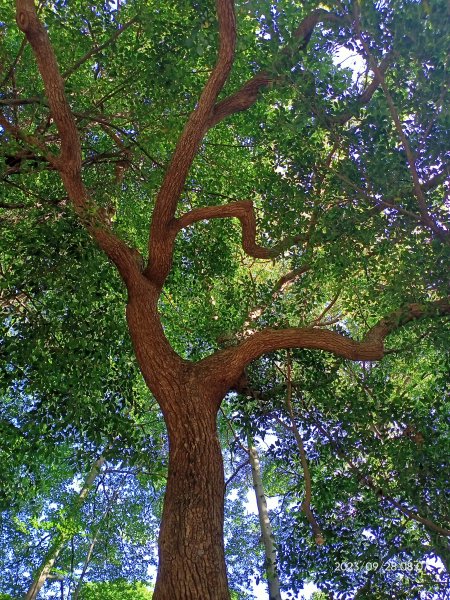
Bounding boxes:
248 439 282 600
72 484 121 600
25 454 105 600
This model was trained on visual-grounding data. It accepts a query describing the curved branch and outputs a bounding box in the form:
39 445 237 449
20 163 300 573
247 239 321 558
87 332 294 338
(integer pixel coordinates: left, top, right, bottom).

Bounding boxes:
202 299 450 391
363 300 450 344
332 52 392 125
1 36 27 87
176 200 306 259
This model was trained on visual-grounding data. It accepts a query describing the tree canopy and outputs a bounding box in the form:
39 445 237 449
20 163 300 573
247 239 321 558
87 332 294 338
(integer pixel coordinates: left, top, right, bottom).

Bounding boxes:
1 0 449 598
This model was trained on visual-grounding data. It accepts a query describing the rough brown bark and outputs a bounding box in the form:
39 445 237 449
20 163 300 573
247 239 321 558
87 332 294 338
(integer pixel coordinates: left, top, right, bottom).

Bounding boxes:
126 278 230 599
154 392 228 600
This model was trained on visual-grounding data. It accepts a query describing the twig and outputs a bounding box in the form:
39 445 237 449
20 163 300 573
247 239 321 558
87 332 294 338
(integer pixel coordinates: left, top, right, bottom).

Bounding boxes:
63 16 138 80
285 352 324 544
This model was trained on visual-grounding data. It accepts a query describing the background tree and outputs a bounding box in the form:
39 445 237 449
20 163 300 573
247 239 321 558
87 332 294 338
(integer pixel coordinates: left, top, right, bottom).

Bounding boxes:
77 579 153 600
1 0 449 598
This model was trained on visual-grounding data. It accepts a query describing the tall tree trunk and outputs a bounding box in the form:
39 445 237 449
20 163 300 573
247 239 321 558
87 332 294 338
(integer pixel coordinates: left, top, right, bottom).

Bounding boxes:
152 387 229 600
25 453 105 600
126 281 231 599
248 439 282 600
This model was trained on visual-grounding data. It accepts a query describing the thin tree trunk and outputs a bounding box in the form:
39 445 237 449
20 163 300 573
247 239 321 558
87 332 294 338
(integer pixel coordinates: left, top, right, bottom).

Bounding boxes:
25 453 106 600
248 439 282 600
72 537 97 600
72 483 122 600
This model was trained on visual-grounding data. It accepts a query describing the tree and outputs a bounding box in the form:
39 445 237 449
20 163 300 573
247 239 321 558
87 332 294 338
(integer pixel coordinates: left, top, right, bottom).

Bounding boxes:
77 579 153 600
1 0 449 598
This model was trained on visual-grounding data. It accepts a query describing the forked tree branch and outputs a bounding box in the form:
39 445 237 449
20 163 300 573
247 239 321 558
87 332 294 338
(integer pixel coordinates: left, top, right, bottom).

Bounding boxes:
144 6 349 288
145 0 236 286
15 0 143 287
209 9 348 127
311 289 341 326
333 171 424 222
145 4 394 290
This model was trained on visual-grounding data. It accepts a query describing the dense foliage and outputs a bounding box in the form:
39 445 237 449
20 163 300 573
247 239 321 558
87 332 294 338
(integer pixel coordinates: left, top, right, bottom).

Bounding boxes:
1 0 449 598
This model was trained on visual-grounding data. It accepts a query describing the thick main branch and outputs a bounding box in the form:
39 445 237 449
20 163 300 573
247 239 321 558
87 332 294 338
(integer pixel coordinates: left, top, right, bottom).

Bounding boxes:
202 300 450 392
15 0 142 287
145 0 236 287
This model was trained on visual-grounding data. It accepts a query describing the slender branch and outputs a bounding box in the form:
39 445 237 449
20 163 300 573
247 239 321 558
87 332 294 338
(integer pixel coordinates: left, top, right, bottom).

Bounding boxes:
0 201 27 209
71 537 97 600
285 352 324 544
308 411 450 537
1 36 27 86
63 16 138 80
311 289 341 326
0 96 44 106
219 407 248 454
353 4 448 242
243 265 310 330
74 113 165 168
333 171 423 222
0 112 53 161
225 458 249 487
72 484 122 600
422 164 450 192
